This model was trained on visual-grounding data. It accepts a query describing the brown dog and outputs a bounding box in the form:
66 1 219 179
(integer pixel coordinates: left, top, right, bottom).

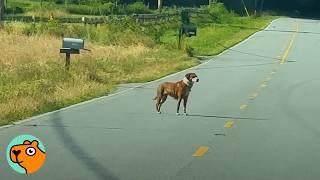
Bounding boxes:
153 73 199 115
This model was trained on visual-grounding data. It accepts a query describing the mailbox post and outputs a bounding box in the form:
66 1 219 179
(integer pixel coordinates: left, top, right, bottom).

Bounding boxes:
178 9 197 49
60 38 85 70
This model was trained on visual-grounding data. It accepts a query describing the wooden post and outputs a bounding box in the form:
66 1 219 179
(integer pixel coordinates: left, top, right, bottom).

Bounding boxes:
178 27 182 49
65 53 71 70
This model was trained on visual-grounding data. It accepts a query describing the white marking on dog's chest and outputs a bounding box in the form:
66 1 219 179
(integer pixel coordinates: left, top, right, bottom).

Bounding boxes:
182 78 193 97
183 77 193 87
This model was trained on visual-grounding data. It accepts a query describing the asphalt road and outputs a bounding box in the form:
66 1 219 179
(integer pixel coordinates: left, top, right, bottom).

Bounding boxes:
1 18 320 180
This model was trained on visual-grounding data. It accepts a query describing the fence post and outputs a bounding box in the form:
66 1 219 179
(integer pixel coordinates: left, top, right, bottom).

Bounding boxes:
178 27 182 49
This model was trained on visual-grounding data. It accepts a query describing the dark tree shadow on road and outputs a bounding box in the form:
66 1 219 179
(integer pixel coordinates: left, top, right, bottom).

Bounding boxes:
49 112 119 180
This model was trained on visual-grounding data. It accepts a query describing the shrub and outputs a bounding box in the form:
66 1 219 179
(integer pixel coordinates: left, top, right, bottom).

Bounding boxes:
55 0 64 5
185 45 194 57
66 5 95 15
125 2 152 14
66 3 114 15
5 6 25 14
204 3 236 23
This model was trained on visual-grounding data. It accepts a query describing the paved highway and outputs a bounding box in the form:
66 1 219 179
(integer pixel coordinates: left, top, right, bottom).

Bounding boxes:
1 18 320 180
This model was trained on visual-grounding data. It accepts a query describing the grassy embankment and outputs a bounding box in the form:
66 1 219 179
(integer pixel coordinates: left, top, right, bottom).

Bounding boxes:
0 4 275 125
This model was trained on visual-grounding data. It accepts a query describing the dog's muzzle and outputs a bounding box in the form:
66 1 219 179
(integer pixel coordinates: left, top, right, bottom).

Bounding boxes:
192 78 199 82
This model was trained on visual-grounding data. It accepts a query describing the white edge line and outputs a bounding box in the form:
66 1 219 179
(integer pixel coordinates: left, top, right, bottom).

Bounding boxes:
0 18 279 130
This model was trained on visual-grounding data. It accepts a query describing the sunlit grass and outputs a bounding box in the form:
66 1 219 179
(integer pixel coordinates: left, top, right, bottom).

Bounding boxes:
0 31 197 125
161 16 275 56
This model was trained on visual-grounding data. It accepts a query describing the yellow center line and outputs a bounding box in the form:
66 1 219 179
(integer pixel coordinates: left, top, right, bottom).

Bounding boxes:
224 121 234 128
192 146 209 157
280 22 299 64
260 83 267 88
240 104 248 110
250 93 259 100
265 77 272 81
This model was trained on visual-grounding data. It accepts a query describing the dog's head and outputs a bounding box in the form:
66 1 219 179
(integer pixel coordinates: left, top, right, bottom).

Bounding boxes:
185 73 199 82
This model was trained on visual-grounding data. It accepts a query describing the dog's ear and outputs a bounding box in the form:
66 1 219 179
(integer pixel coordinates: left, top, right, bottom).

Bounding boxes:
185 73 191 80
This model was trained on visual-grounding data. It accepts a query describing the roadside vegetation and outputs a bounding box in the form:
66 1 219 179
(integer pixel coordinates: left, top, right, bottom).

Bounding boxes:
5 0 152 17
0 2 275 125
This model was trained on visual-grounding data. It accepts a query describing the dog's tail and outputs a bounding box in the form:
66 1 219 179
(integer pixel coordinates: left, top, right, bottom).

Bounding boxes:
153 85 163 100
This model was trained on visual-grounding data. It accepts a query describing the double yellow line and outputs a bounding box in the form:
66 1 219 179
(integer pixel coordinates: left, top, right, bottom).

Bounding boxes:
280 22 299 64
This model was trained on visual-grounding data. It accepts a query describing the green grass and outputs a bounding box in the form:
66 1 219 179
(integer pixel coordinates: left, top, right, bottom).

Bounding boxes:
6 0 152 16
161 16 275 56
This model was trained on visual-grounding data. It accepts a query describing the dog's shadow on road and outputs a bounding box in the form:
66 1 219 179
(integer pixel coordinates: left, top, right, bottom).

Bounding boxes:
186 114 268 121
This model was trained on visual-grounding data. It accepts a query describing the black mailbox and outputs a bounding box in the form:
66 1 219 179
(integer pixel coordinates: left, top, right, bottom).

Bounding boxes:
182 24 197 37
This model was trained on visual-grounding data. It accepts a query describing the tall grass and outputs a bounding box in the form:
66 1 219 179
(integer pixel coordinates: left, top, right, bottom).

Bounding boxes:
18 18 178 47
0 30 197 125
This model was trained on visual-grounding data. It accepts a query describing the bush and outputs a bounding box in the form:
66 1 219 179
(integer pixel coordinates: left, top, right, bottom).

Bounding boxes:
55 0 64 5
125 2 152 14
22 23 37 36
185 45 194 57
204 3 236 23
66 3 114 15
66 5 95 15
5 6 25 14
22 21 65 37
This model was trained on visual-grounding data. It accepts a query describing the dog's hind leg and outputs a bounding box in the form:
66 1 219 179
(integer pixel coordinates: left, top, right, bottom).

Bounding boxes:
156 97 161 113
158 94 167 113
154 85 163 113
160 94 168 104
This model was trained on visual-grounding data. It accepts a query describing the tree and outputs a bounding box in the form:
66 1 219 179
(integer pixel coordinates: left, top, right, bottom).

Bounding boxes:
158 0 162 12
0 0 4 23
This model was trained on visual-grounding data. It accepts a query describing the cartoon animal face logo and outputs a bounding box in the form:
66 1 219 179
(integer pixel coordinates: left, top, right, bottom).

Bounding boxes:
7 135 46 174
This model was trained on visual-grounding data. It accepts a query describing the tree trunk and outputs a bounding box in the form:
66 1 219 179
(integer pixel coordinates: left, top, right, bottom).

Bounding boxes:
254 0 258 16
158 0 163 13
241 0 250 17
259 0 264 15
0 0 4 23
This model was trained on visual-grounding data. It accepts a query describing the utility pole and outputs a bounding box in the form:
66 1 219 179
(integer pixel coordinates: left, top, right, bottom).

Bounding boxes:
0 0 4 24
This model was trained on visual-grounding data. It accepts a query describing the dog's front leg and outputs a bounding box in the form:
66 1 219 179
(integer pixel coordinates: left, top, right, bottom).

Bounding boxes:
176 97 182 115
183 96 189 115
